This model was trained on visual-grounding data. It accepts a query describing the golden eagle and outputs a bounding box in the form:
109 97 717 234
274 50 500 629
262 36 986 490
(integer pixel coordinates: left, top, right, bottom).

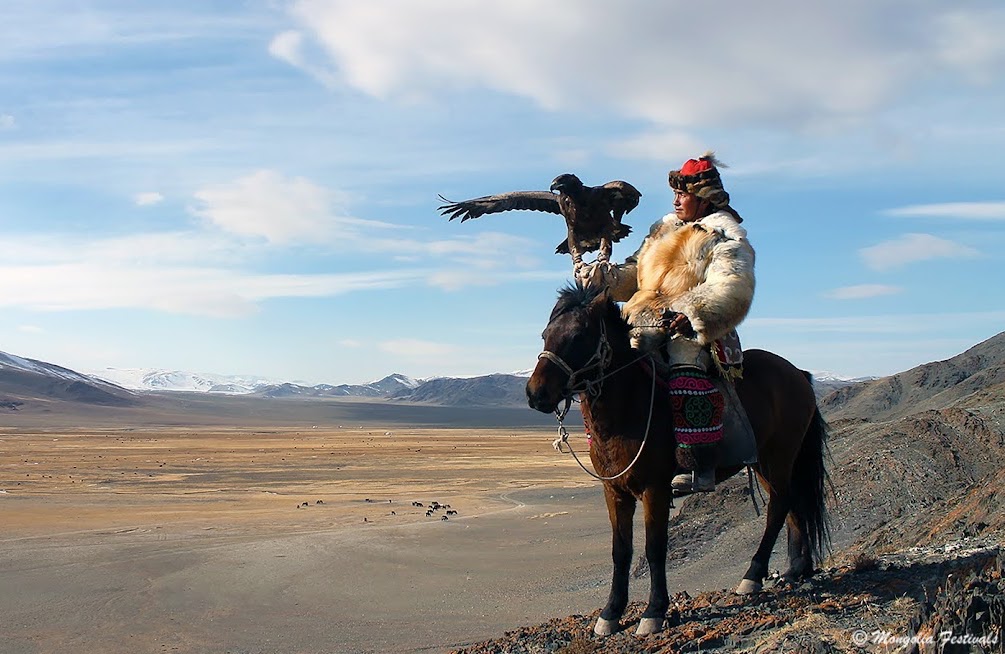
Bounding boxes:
439 174 641 270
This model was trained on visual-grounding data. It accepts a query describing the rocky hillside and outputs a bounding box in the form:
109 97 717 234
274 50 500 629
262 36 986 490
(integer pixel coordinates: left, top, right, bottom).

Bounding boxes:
451 331 1005 652
821 330 1005 422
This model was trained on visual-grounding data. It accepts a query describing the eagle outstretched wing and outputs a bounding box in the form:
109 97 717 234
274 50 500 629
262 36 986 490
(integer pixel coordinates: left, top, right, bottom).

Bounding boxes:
440 174 641 271
437 191 560 222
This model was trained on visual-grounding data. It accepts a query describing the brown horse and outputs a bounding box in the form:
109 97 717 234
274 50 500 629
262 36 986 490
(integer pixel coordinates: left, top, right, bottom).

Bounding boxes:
526 285 831 637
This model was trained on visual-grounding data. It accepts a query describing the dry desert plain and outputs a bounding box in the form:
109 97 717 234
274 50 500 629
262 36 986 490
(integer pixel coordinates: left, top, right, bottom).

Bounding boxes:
0 421 733 654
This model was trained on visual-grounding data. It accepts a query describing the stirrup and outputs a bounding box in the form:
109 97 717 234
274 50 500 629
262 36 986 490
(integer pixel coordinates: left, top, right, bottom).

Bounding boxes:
672 470 715 495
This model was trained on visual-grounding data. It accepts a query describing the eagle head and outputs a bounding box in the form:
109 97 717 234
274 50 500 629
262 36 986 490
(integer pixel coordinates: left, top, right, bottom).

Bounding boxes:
550 173 583 194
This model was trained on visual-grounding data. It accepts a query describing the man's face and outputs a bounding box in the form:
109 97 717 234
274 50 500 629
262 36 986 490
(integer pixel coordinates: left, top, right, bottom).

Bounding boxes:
673 190 707 222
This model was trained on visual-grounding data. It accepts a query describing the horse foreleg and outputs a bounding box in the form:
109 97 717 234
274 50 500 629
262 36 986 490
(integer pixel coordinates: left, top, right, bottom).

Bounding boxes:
636 486 671 635
736 487 790 595
595 485 635 636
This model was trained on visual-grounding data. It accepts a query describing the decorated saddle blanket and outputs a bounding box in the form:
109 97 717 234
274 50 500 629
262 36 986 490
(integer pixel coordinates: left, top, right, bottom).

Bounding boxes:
711 329 744 382
639 354 758 467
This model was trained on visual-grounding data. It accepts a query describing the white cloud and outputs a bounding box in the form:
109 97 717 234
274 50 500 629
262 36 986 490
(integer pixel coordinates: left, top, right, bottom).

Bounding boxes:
0 262 422 318
859 233 981 271
190 170 382 245
378 338 459 360
17 324 43 334
268 29 304 66
267 29 338 87
883 202 1005 220
932 9 1005 84
0 139 212 164
747 309 1005 334
134 191 164 206
607 130 708 162
0 114 14 129
278 1 1005 129
0 221 557 317
824 284 902 300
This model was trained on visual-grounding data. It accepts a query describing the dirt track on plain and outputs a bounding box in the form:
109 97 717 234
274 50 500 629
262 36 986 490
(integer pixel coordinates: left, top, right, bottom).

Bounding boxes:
0 426 663 653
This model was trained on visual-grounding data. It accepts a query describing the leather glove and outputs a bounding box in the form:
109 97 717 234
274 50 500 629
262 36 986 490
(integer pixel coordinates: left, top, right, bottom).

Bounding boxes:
577 261 620 290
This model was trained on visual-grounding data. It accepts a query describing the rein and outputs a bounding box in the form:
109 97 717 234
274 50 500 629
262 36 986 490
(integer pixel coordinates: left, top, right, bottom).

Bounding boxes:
541 318 660 482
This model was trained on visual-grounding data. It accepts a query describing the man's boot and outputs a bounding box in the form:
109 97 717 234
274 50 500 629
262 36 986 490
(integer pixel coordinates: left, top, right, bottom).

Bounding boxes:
672 442 719 495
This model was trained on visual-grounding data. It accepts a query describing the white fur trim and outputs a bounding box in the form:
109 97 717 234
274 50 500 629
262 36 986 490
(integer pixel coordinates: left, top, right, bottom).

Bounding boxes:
698 211 747 241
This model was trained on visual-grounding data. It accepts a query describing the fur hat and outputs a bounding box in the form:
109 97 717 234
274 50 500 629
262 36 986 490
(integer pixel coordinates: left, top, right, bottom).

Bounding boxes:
668 151 742 222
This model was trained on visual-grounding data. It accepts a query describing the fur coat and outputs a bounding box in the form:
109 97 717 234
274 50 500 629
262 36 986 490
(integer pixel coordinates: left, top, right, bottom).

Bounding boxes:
614 210 755 347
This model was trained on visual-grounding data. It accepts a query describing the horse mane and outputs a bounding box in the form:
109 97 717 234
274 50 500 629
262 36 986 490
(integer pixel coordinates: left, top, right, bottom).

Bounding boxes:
551 284 631 344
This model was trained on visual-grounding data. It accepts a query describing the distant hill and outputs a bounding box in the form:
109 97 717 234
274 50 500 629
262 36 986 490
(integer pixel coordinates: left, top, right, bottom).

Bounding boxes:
0 351 137 408
253 374 420 399
391 373 529 407
820 330 1005 421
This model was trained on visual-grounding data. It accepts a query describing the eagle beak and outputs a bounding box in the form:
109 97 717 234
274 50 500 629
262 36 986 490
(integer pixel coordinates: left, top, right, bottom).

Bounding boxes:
549 182 561 193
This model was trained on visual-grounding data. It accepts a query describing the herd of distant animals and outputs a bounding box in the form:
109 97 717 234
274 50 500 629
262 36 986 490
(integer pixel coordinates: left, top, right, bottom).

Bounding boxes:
295 497 459 522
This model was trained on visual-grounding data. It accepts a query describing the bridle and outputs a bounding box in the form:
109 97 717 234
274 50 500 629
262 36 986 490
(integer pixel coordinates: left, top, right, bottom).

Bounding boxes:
537 317 614 398
537 312 658 482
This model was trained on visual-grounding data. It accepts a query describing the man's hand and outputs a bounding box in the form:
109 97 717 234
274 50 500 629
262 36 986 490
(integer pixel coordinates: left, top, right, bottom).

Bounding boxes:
661 310 695 337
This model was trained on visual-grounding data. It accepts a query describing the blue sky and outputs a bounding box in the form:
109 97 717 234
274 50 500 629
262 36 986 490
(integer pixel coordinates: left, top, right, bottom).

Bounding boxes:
1 0 1004 385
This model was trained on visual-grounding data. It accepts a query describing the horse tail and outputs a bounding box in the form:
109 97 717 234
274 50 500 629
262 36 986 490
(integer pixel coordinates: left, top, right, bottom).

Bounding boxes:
790 403 833 564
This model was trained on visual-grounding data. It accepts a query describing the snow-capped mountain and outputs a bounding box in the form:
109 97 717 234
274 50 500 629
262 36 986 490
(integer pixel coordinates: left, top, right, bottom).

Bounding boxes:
88 368 280 394
88 367 422 397
807 370 879 400
809 370 879 383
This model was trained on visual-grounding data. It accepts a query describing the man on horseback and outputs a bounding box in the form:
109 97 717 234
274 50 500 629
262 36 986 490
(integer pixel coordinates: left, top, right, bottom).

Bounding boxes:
578 152 755 494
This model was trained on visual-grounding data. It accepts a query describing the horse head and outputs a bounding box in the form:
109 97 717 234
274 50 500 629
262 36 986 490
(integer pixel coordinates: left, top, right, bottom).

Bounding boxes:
526 284 629 413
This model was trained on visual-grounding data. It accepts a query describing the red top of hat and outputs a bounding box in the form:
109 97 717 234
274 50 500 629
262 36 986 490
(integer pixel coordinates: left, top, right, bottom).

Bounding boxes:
679 157 714 176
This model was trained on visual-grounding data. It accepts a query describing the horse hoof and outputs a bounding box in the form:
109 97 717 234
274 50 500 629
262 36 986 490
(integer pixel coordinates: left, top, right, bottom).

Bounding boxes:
735 579 762 595
635 617 664 635
594 617 618 636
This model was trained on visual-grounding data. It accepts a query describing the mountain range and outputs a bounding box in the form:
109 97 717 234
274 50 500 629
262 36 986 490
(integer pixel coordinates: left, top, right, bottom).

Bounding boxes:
2 332 1000 412
0 350 540 412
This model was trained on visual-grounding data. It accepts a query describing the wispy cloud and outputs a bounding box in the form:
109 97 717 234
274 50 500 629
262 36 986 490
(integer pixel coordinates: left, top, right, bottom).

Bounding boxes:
859 233 981 271
823 284 902 300
17 324 43 334
932 9 1005 84
0 139 212 163
278 2 1005 129
606 129 707 162
134 191 164 207
0 263 423 318
747 309 1005 334
268 30 338 87
377 338 459 361
189 170 389 245
0 114 14 130
882 201 1005 220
